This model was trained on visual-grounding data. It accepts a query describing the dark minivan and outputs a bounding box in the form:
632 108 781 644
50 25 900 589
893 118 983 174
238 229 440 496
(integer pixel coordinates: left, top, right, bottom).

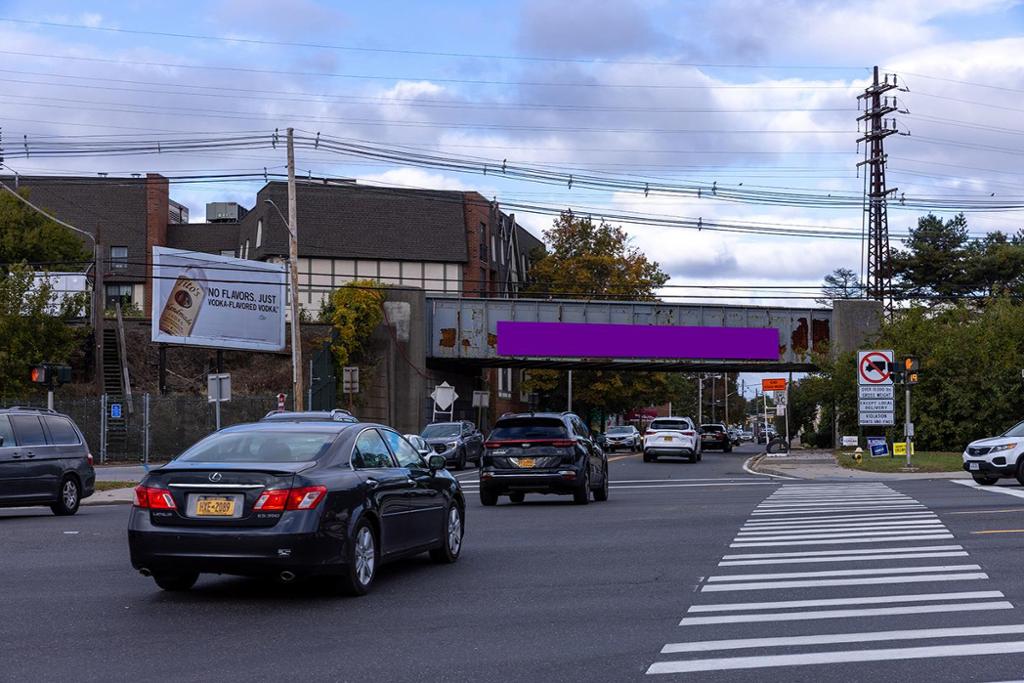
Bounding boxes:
0 407 95 515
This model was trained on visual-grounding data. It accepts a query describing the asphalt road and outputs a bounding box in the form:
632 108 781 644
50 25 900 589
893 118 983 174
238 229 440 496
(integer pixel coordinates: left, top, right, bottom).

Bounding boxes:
6 442 1024 681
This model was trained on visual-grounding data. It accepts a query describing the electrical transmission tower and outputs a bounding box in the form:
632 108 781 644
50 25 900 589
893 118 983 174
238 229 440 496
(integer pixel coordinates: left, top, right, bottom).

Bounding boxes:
857 66 899 312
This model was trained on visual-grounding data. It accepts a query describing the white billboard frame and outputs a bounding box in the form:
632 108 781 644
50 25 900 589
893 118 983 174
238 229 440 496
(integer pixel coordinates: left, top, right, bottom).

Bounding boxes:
151 247 287 352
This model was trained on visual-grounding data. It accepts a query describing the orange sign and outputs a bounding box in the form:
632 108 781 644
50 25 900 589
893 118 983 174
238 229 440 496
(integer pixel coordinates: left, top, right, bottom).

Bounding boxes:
762 378 787 392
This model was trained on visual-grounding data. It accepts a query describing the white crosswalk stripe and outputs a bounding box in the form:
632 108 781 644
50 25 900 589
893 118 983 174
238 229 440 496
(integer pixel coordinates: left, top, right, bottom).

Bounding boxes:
645 482 1024 677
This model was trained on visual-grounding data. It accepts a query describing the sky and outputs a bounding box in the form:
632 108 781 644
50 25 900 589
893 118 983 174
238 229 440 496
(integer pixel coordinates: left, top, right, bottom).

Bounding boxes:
1 0 1023 396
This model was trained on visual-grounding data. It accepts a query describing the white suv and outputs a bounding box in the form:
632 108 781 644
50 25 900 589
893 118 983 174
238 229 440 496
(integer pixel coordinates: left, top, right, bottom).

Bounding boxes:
962 420 1024 485
643 417 701 463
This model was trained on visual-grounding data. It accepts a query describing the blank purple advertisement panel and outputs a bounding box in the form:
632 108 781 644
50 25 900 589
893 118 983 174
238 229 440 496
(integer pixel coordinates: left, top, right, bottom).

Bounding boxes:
495 321 779 360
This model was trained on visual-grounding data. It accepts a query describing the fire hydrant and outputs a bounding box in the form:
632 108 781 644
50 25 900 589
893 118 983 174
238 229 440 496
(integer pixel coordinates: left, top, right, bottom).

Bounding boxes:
853 447 863 464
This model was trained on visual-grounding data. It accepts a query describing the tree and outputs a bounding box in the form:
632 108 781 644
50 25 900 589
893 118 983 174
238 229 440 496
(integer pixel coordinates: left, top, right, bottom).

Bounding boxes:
521 212 671 419
324 279 385 371
0 188 90 269
0 264 87 396
816 267 860 306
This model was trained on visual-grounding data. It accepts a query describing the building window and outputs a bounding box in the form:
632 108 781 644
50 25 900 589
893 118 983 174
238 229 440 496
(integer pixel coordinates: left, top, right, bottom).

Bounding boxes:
491 235 497 264
220 249 235 258
256 218 263 248
244 239 250 259
479 221 487 261
110 246 128 270
105 283 133 309
498 368 512 398
520 370 530 403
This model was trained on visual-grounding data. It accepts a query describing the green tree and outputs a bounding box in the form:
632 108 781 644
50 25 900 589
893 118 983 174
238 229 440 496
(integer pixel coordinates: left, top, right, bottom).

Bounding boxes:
0 188 90 268
816 267 860 306
0 264 87 396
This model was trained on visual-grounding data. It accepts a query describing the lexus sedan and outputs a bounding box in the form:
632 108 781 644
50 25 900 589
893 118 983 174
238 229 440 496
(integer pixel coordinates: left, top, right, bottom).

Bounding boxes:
128 421 465 596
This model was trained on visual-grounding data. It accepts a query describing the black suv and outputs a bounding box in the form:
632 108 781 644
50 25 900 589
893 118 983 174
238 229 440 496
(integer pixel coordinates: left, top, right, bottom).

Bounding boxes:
700 423 732 452
479 412 608 505
0 407 95 515
421 421 484 470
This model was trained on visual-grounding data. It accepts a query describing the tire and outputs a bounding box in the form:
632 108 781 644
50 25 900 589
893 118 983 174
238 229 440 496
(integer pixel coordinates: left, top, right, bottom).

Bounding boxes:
429 504 464 564
1016 460 1024 486
479 489 499 506
643 450 656 463
973 474 1000 486
689 451 699 463
573 468 591 505
508 492 525 503
725 444 733 453
336 519 378 596
50 476 81 516
696 450 703 462
593 465 609 502
153 571 199 592
455 448 466 471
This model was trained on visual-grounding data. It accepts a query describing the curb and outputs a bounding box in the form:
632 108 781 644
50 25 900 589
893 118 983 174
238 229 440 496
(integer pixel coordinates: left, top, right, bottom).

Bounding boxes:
743 454 799 480
83 488 135 506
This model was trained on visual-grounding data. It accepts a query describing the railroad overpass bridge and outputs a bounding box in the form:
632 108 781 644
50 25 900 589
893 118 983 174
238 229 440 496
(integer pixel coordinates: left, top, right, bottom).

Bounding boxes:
423 297 881 373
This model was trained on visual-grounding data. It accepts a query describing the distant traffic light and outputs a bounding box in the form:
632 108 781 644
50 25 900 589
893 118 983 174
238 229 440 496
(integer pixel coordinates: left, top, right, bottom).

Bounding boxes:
904 356 919 372
30 364 72 385
30 366 48 384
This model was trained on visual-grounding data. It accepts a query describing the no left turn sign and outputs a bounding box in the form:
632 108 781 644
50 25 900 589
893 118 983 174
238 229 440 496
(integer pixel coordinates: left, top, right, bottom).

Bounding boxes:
858 349 894 386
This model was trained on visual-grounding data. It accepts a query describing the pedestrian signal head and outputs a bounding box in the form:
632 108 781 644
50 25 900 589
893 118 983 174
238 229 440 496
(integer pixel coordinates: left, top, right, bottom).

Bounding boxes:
903 356 919 372
30 366 47 384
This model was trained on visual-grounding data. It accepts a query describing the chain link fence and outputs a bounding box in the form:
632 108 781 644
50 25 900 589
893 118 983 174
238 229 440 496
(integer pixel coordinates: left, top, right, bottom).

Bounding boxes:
1 394 295 463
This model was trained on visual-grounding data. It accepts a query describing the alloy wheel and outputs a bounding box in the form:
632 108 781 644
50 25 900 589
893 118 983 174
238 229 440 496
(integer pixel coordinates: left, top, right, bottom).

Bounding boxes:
447 507 462 555
354 526 376 586
62 480 78 509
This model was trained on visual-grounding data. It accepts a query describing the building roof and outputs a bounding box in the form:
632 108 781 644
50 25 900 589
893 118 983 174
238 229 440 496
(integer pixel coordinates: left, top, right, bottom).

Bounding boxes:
246 181 469 262
166 222 240 255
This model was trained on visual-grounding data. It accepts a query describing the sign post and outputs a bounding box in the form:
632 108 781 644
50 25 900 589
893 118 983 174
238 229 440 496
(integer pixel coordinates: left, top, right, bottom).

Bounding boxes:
431 381 458 422
342 366 359 411
472 390 489 431
207 372 231 431
760 379 786 446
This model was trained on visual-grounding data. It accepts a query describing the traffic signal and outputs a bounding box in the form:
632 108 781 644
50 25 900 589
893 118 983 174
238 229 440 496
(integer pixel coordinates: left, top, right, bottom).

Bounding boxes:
30 366 48 384
907 372 919 385
904 356 919 372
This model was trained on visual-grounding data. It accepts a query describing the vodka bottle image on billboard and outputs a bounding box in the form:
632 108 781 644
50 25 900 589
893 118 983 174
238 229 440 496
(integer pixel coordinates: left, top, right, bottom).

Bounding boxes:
158 266 206 337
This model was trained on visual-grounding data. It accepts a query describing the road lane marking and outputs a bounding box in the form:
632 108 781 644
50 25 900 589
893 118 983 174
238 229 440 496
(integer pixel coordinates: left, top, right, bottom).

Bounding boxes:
661 623 1024 654
733 530 952 542
648 638 1024 674
757 497 917 505
750 505 926 515
731 534 954 547
679 601 1012 625
739 523 946 534
953 480 1024 498
741 518 943 528
972 529 1024 534
699 571 985 591
687 590 1002 612
742 512 938 525
707 564 980 582
719 551 969 566
721 545 963 559
949 507 1024 514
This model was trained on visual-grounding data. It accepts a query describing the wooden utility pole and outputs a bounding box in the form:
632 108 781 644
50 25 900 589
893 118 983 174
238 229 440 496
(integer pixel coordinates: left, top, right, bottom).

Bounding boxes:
286 127 304 411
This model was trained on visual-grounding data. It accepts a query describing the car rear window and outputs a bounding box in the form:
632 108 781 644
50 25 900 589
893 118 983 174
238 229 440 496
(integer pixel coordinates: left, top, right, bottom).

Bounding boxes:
607 427 633 434
44 416 81 445
490 418 568 440
10 415 47 446
176 430 338 463
649 419 691 431
702 424 726 432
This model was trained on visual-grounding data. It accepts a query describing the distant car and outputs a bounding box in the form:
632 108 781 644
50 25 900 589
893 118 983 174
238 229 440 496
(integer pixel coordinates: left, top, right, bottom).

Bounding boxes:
604 425 641 452
404 434 432 459
740 431 754 442
962 420 1024 485
0 407 95 515
701 424 732 453
643 417 701 463
421 421 483 470
727 428 742 446
261 409 357 423
479 412 608 505
128 421 464 595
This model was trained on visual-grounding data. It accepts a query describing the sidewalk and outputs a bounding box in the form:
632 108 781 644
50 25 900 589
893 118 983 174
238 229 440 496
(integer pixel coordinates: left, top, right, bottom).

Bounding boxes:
751 449 970 481
83 487 135 505
93 464 160 482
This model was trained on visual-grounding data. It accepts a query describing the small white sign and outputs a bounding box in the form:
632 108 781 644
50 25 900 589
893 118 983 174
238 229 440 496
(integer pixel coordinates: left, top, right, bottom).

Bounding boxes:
207 373 231 403
472 390 489 408
776 404 786 416
841 436 859 447
431 381 458 411
859 385 895 399
342 366 359 394
859 399 895 412
859 411 895 426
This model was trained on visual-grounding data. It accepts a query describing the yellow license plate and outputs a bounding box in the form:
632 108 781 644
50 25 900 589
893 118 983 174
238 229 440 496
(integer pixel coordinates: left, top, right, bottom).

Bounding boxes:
196 497 235 516
664 437 673 442
514 458 536 468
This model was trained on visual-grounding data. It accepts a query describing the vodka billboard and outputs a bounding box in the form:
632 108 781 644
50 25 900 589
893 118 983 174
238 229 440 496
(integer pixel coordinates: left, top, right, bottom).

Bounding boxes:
151 247 286 352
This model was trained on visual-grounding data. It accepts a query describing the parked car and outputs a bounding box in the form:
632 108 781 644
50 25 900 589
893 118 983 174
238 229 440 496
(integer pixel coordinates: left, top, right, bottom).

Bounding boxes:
421 421 484 470
643 417 701 463
701 423 733 453
479 411 608 505
261 409 357 423
129 421 464 595
0 407 95 515
962 420 1024 485
404 434 432 460
604 425 641 452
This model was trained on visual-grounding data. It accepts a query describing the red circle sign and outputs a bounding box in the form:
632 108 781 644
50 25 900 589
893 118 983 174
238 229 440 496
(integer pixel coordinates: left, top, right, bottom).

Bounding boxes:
859 352 891 384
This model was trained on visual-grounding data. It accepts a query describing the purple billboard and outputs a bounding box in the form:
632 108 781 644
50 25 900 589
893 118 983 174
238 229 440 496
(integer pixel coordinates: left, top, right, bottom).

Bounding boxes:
495 321 778 361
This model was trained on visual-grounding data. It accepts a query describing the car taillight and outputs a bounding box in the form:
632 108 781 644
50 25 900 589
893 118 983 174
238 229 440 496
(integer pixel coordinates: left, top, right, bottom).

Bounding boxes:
253 488 289 511
287 486 327 510
134 485 176 509
484 441 502 449
681 430 695 436
551 439 575 447
645 430 654 436
87 453 94 467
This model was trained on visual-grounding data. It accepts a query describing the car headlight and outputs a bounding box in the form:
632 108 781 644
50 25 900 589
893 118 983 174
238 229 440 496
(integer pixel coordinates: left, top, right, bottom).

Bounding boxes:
446 441 459 450
989 443 1018 453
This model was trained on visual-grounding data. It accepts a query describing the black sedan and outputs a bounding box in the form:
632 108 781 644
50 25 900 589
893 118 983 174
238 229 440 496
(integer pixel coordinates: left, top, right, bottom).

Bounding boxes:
128 421 465 596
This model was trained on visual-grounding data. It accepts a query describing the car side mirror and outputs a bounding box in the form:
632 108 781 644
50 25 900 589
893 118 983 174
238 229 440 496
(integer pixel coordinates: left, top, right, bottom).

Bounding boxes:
427 454 446 472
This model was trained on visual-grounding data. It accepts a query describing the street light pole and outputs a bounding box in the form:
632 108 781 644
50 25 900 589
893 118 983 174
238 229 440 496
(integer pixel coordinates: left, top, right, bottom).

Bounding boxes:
286 128 304 412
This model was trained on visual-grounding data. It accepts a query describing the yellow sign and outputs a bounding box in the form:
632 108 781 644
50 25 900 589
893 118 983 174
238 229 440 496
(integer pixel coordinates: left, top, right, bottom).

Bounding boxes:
893 442 915 456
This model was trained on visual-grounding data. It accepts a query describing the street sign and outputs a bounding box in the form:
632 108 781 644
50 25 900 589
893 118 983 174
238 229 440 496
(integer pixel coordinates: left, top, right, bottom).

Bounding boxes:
858 349 894 385
472 390 489 408
762 378 787 392
207 373 231 403
867 437 890 457
841 436 859 447
859 399 895 412
894 442 915 456
775 391 787 406
859 385 894 399
110 403 122 419
860 412 895 426
431 381 458 411
775 404 785 416
342 366 359 394
277 393 286 411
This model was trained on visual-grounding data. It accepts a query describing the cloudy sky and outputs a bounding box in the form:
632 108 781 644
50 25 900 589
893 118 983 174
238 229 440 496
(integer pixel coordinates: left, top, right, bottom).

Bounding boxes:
1 0 1023 319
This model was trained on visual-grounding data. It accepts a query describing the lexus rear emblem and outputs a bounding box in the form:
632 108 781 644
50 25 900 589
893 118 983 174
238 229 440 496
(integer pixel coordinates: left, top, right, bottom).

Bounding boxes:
209 472 223 482
521 443 531 448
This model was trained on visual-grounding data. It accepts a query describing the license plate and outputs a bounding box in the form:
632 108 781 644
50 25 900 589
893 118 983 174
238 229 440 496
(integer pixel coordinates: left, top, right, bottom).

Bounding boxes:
196 497 235 516
664 437 673 442
969 462 980 471
514 458 536 468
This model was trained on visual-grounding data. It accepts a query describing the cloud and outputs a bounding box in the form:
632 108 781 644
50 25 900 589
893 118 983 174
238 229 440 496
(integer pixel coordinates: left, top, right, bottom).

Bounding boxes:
206 0 347 40
515 0 667 57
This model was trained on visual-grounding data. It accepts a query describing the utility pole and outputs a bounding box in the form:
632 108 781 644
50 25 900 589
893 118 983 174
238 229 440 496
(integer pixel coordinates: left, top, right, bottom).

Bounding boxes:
286 128 304 411
857 66 900 314
567 370 573 412
724 374 729 426
697 374 703 425
93 226 104 394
